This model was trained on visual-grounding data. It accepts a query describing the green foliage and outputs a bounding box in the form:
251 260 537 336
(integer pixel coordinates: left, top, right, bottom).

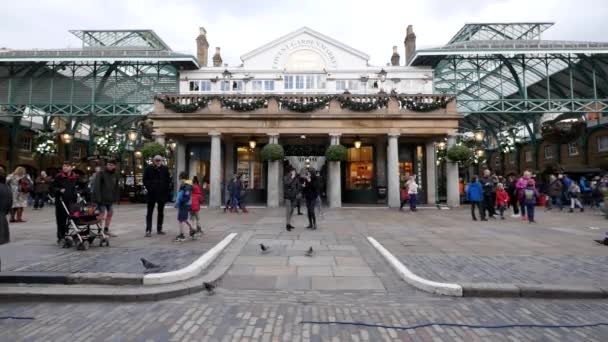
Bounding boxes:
34 130 57 156
280 97 331 112
338 97 388 112
141 142 166 160
160 98 208 113
325 145 348 161
261 144 285 161
446 144 473 162
399 98 449 112
221 98 267 111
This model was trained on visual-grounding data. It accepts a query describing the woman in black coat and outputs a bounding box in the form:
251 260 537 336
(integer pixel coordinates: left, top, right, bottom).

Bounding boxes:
0 171 13 245
302 170 319 230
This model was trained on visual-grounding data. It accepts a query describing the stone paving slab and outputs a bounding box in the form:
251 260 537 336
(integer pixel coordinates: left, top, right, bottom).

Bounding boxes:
311 276 385 290
297 266 333 277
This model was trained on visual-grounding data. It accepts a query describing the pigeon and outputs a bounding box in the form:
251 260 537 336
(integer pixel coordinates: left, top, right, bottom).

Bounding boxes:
305 247 314 257
260 244 270 254
203 281 216 295
140 258 161 269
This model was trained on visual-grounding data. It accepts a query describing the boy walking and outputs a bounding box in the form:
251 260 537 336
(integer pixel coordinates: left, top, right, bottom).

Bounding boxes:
495 183 510 219
466 176 484 221
174 172 195 242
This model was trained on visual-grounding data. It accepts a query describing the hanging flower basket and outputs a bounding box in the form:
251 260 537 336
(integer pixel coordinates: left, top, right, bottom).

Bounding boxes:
141 142 166 161
325 145 348 161
261 144 285 161
446 144 473 163
541 119 586 144
34 130 57 156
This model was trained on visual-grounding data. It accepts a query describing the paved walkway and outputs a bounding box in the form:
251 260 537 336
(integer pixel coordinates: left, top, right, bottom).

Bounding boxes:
1 205 608 340
1 204 607 287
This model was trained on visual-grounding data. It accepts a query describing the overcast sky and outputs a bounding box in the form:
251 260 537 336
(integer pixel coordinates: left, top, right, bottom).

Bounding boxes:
2 0 607 66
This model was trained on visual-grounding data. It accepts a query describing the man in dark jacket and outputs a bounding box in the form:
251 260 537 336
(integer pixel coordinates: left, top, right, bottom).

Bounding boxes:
51 162 79 245
0 168 12 245
547 175 564 211
93 160 119 236
479 169 496 219
283 168 300 231
143 155 171 237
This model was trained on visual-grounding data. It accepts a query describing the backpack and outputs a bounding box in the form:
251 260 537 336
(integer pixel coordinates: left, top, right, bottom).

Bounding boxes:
181 185 192 209
524 188 535 203
19 177 31 193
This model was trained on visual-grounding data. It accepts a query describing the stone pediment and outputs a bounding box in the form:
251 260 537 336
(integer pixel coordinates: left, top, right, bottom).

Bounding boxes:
240 27 370 70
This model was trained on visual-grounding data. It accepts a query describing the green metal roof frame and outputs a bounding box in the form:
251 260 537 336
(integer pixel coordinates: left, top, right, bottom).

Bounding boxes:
408 23 608 138
70 30 172 50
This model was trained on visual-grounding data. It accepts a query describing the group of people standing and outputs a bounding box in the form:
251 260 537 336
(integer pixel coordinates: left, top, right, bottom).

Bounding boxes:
466 169 608 223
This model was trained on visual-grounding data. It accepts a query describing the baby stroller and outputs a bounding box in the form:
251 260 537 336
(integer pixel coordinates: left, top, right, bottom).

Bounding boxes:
61 199 110 250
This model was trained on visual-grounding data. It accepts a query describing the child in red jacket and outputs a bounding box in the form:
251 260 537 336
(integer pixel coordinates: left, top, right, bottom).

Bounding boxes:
495 183 510 220
190 176 204 235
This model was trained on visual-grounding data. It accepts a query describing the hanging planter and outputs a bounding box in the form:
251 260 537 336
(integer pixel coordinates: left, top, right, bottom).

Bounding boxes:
541 118 585 144
141 142 166 160
261 144 285 161
325 145 348 161
34 130 58 156
446 144 473 163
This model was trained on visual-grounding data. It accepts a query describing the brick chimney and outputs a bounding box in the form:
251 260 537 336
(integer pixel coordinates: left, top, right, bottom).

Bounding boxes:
196 27 209 67
390 46 400 66
404 25 417 66
212 47 223 67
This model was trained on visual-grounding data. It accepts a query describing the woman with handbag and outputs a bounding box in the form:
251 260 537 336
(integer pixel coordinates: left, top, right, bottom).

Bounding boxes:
6 166 32 223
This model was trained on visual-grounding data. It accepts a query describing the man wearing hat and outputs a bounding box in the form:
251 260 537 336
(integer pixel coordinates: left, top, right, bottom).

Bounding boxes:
143 155 171 237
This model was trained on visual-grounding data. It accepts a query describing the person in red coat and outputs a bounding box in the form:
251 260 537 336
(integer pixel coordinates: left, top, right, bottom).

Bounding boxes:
495 183 510 220
190 176 204 235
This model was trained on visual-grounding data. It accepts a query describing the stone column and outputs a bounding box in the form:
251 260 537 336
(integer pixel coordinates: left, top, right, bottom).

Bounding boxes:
154 133 165 146
328 133 342 208
446 135 460 208
387 134 400 208
174 140 187 198
209 132 222 208
267 133 280 208
425 141 437 205
375 136 387 187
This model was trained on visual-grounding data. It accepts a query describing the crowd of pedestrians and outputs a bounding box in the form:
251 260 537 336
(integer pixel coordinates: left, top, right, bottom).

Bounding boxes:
466 168 608 223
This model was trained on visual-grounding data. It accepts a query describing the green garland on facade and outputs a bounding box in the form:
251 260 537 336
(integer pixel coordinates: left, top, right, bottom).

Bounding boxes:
221 98 267 112
34 130 57 156
279 97 331 113
160 98 209 113
399 98 449 112
337 97 389 112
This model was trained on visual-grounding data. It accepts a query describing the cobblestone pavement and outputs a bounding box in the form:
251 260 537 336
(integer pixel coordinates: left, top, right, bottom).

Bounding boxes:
1 290 608 341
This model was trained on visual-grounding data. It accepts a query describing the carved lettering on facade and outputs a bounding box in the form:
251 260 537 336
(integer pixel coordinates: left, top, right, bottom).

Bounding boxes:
272 39 338 69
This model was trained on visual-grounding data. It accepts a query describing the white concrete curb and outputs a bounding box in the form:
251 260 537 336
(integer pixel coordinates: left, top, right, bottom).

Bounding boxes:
367 236 463 297
143 233 238 285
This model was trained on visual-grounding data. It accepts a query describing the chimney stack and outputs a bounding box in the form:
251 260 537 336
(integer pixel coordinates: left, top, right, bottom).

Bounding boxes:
404 25 417 66
390 46 400 66
196 27 209 67
212 47 223 67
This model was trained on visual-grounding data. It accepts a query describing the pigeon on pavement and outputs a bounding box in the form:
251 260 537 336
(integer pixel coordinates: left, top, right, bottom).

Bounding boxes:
260 244 271 254
305 247 314 257
140 258 161 269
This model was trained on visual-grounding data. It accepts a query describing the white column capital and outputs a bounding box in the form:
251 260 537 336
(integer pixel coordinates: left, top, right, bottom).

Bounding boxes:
209 131 221 137
267 133 279 144
329 133 342 137
387 133 401 138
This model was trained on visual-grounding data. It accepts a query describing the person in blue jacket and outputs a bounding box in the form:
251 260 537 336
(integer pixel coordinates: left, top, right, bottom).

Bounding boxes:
466 176 484 221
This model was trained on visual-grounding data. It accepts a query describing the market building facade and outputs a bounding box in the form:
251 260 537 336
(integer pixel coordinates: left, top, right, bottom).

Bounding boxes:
150 26 462 208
